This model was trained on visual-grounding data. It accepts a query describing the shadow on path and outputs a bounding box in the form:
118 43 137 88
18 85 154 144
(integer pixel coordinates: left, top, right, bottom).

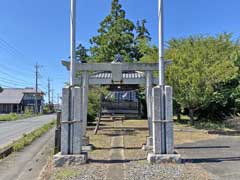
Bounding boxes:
178 135 240 179
89 158 145 164
183 156 240 163
176 145 230 150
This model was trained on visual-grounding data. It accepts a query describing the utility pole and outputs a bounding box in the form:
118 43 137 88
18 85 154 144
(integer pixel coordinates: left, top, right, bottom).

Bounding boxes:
159 0 164 86
57 94 60 105
57 93 60 109
70 0 76 85
51 89 54 105
52 88 54 105
35 63 39 114
48 78 51 105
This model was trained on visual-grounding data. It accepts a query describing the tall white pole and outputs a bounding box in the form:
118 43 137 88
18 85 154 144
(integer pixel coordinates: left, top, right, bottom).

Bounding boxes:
158 0 164 86
70 0 76 86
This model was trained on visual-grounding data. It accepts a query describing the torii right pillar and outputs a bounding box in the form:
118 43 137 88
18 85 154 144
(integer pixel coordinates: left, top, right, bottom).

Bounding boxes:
147 85 181 163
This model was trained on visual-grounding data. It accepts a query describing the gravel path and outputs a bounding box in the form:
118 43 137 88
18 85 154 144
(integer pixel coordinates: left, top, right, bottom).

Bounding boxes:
50 120 216 180
124 161 217 180
51 164 108 180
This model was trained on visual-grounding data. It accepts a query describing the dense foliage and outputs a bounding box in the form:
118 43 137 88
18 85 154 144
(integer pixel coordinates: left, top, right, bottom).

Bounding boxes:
165 34 239 124
138 33 240 124
76 0 240 125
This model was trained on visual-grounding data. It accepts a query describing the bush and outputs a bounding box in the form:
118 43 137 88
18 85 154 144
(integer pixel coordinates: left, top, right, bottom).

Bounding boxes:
87 86 107 124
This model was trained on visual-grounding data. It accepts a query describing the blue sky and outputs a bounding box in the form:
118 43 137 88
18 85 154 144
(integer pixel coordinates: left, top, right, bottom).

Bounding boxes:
0 0 239 103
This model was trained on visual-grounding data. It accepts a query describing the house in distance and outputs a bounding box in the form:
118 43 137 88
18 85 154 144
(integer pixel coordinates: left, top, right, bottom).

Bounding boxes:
0 88 44 114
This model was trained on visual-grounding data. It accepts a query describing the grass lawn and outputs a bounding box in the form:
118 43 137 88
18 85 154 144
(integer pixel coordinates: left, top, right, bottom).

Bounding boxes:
13 120 56 151
174 115 233 131
0 113 36 121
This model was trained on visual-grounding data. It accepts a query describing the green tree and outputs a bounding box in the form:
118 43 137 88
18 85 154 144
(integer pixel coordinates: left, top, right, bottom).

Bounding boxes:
135 19 151 42
90 0 135 62
76 43 89 62
138 38 158 63
131 19 152 61
165 33 238 124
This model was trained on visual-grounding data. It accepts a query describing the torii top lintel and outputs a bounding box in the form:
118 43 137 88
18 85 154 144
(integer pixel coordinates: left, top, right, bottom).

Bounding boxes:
62 60 171 72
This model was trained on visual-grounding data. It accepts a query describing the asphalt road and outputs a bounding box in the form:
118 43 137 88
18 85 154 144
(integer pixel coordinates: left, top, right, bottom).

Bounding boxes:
0 114 56 149
177 135 240 179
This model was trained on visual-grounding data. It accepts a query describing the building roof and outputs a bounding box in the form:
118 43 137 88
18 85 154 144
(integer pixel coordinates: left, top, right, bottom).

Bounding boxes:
0 88 44 104
90 71 145 79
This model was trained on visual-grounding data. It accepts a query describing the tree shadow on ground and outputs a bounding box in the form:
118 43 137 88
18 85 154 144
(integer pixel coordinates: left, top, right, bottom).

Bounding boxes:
183 156 240 163
176 145 230 149
88 158 145 164
102 129 138 137
94 146 142 150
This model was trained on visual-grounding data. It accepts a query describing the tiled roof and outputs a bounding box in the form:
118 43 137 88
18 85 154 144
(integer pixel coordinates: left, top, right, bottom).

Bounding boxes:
90 71 145 79
0 88 44 104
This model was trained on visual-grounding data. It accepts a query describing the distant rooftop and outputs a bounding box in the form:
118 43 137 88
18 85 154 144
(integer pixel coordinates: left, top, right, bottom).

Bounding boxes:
0 88 44 104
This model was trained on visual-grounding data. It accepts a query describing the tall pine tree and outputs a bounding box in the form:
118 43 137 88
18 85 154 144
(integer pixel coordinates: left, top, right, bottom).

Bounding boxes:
90 0 135 62
136 19 151 42
76 43 89 62
132 19 152 61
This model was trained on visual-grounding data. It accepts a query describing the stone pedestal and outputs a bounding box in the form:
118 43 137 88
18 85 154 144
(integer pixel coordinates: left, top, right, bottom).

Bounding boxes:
60 86 89 164
148 86 180 163
147 153 181 164
82 136 89 146
81 136 93 151
142 136 153 151
146 136 153 146
82 144 94 151
53 152 88 167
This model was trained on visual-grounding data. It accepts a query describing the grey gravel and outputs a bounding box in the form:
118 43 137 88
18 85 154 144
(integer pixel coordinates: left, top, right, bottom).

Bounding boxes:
52 163 108 180
124 160 218 180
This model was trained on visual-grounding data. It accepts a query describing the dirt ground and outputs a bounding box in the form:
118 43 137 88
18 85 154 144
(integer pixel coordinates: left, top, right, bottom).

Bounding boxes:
41 119 218 180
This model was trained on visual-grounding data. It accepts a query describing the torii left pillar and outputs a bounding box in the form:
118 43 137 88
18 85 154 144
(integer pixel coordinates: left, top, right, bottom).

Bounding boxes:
53 87 88 167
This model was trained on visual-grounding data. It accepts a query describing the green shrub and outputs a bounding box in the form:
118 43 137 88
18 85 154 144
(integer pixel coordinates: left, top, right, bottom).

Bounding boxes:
87 86 107 124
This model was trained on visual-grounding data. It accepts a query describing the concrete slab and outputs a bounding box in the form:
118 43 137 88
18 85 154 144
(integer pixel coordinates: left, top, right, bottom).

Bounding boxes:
82 136 89 146
53 152 88 167
142 136 153 151
147 153 181 164
82 144 94 152
142 144 153 151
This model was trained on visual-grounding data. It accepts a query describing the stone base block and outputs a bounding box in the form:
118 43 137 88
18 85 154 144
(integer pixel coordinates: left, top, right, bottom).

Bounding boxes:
147 153 181 164
82 136 89 146
142 145 153 151
82 144 94 151
142 136 153 151
146 136 153 146
53 152 88 167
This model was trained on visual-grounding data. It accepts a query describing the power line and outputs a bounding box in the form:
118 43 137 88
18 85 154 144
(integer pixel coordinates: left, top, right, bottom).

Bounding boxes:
0 36 35 68
0 78 27 87
0 70 33 86
0 77 32 87
0 63 34 77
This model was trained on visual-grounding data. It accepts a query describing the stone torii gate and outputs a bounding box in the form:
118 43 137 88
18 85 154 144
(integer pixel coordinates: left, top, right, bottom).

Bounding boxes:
53 0 181 166
61 60 161 149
